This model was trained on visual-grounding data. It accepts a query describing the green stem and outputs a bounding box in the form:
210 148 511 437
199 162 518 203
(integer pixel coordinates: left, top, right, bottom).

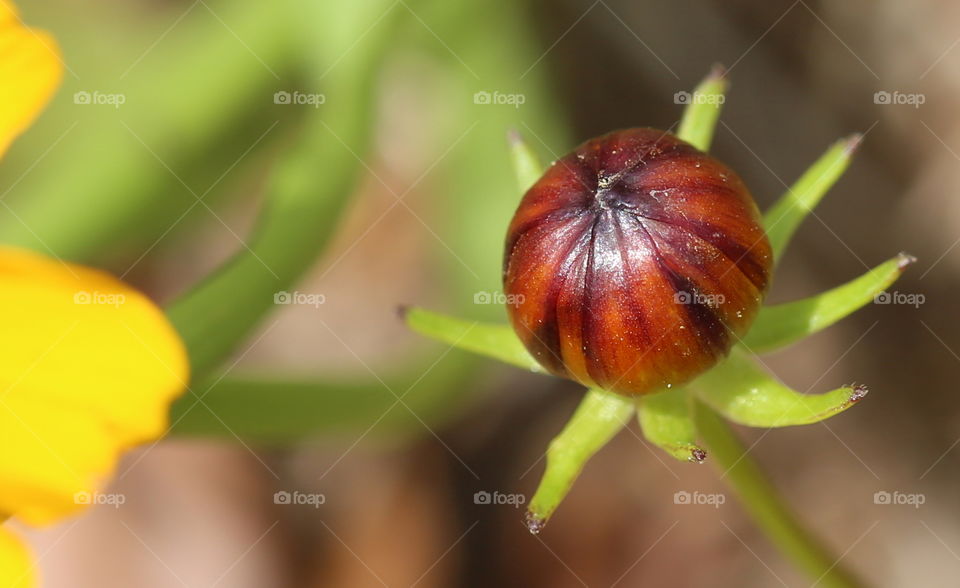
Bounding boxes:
694 400 864 588
166 0 400 378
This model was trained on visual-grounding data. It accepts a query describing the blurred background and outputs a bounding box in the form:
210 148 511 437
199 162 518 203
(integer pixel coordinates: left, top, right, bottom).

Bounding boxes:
6 0 960 586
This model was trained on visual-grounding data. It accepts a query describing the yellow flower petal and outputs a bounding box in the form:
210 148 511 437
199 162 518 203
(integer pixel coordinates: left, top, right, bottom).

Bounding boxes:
0 392 120 524
0 247 188 525
0 526 34 588
0 1 62 157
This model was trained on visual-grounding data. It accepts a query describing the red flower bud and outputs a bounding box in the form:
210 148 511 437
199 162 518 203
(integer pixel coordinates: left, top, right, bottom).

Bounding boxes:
503 128 772 396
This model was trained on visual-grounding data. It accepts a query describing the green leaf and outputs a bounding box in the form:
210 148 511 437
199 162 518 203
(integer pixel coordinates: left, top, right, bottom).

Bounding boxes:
744 253 915 353
402 307 543 373
507 129 543 193
526 388 634 533
637 387 706 463
167 0 401 379
693 348 866 427
676 64 728 151
764 135 861 264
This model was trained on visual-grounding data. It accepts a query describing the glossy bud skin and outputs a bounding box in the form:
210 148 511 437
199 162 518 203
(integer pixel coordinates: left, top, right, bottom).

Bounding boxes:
503 128 772 396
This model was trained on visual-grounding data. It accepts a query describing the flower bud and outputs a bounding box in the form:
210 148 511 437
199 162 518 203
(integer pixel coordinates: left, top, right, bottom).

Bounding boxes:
503 128 772 396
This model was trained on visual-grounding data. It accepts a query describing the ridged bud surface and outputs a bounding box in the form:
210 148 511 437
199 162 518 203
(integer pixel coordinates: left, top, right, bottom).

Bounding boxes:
504 128 772 396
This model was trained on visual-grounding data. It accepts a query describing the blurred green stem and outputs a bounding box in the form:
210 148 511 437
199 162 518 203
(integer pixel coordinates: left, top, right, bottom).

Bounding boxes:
169 0 568 438
694 400 863 588
167 0 400 378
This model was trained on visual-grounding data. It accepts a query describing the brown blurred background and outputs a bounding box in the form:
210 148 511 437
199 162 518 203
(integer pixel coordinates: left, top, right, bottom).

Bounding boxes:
15 0 960 586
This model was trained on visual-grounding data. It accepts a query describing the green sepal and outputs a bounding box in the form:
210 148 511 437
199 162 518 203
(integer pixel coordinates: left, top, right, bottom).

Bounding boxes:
694 348 866 427
744 253 915 353
526 388 634 533
507 129 544 194
764 135 861 264
402 307 543 373
637 387 706 463
676 64 728 151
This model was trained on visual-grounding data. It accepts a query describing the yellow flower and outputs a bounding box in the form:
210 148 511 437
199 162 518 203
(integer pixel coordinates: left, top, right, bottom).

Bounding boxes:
0 3 189 584
0 527 32 588
0 251 189 586
0 248 190 523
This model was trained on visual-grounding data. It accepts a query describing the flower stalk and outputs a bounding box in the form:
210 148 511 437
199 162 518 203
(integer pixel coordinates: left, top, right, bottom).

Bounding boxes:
404 66 909 586
693 399 863 588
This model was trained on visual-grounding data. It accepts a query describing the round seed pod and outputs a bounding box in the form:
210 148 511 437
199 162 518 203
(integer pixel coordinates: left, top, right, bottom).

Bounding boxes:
503 128 772 396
